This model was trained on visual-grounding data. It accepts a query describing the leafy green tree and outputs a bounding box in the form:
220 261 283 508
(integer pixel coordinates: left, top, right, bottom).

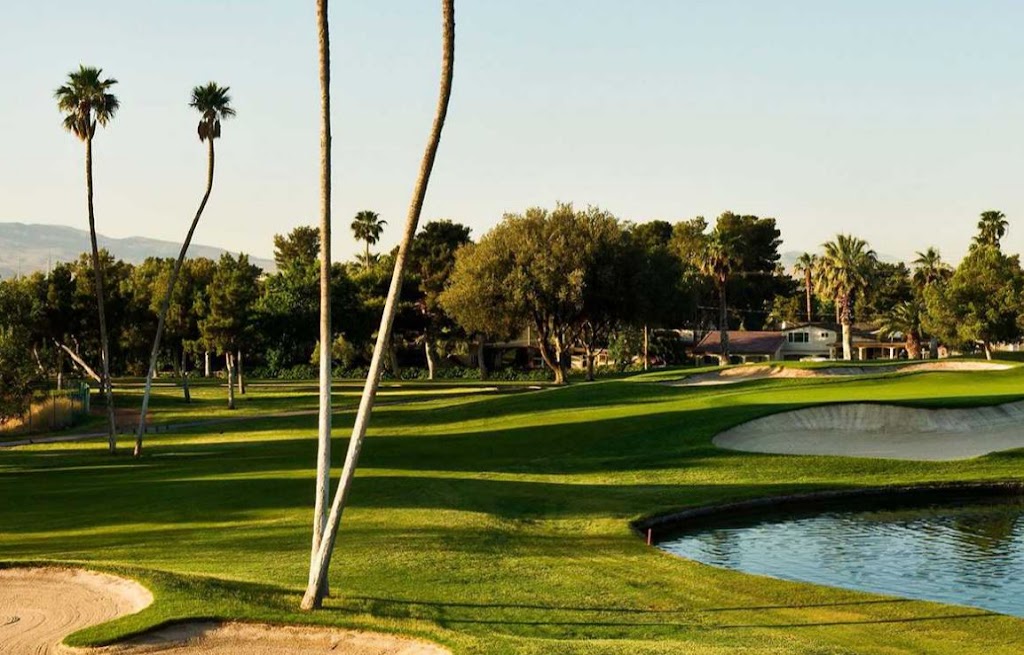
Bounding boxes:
860 262 913 321
923 245 1024 359
816 234 877 360
55 65 120 452
912 247 952 290
974 210 1009 249
630 221 692 369
351 210 387 269
274 226 321 271
0 326 38 426
410 219 472 378
199 254 260 408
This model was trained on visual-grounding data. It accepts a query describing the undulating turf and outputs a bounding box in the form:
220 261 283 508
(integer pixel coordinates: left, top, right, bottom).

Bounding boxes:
2 365 1024 654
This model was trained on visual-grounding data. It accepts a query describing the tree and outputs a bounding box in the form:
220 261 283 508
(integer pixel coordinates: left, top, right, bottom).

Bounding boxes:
410 220 472 379
0 327 38 426
912 247 952 290
923 245 1024 359
135 83 234 456
816 234 877 360
351 210 387 269
302 0 455 610
974 210 1009 249
878 300 925 359
793 253 816 323
860 261 913 321
697 229 740 365
199 254 259 408
55 65 120 452
274 226 320 270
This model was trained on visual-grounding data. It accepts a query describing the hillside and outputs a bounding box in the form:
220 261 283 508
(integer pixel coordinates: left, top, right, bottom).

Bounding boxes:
0 222 275 278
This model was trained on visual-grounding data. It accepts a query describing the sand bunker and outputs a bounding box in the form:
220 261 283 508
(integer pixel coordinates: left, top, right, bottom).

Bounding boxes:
673 360 1011 387
0 568 448 655
714 400 1024 461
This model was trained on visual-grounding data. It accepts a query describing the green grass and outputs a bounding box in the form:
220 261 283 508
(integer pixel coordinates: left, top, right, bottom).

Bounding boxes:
3 367 1024 653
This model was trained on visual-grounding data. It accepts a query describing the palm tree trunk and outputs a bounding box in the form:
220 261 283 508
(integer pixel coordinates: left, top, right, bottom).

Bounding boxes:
841 296 853 361
424 339 436 380
302 0 455 610
237 350 245 394
718 280 729 365
310 0 334 577
134 138 216 457
85 134 117 453
364 241 370 270
643 324 649 371
804 271 812 322
204 350 211 377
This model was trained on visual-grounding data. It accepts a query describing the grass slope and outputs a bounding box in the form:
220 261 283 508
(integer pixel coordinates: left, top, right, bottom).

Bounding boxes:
2 368 1024 654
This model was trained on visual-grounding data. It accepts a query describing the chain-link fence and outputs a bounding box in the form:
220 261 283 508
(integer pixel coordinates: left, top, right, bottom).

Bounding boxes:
0 382 91 436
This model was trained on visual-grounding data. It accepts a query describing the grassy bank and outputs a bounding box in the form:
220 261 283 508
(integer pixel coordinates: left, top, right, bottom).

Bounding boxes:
2 366 1024 653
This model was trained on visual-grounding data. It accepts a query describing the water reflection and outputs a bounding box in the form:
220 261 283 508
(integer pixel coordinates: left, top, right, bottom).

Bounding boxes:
657 495 1024 617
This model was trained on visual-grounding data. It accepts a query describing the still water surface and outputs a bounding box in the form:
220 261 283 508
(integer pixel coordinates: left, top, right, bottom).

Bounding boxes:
657 495 1024 616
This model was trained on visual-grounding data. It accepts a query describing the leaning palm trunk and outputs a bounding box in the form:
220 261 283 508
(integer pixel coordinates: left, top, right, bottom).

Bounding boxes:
85 135 118 452
309 0 334 595
134 138 216 457
302 0 455 610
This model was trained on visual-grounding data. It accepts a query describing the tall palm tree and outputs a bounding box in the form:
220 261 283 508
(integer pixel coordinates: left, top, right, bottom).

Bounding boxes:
55 65 120 453
134 83 235 458
308 0 333 599
815 234 876 360
351 210 386 268
878 300 925 360
974 210 1008 249
911 247 951 289
792 252 816 323
302 0 456 610
698 231 738 365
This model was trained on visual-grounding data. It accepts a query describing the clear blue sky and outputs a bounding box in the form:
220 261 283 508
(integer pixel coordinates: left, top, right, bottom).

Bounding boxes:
4 1 1024 264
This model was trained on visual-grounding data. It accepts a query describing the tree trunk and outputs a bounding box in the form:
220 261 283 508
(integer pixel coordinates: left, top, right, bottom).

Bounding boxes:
929 336 939 360
309 0 335 591
302 0 455 610
983 341 993 360
85 134 117 453
535 332 565 385
643 324 649 371
205 350 211 377
225 352 235 409
475 335 488 380
237 350 246 395
718 280 729 366
424 339 436 380
387 342 400 378
57 342 102 384
805 271 813 323
841 300 853 361
57 347 64 391
135 137 216 457
182 349 191 403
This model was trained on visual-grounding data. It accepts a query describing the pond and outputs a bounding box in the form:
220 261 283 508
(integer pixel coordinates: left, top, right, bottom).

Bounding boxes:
656 492 1024 617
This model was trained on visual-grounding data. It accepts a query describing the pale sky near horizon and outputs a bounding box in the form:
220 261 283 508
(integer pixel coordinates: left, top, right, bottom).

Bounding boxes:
3 1 1024 264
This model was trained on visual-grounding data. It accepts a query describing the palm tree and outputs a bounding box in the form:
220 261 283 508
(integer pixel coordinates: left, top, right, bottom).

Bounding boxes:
792 252 816 323
911 247 951 289
302 0 456 610
351 210 386 268
309 0 333 599
974 210 1008 248
815 234 876 360
55 65 120 453
133 83 235 458
878 300 925 360
698 231 739 365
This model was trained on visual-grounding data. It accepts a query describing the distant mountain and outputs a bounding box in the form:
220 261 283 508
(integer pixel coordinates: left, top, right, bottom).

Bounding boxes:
0 222 275 278
779 249 901 273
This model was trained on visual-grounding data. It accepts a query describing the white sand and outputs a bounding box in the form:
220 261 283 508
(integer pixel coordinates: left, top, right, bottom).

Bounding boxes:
673 360 1010 387
714 400 1024 461
0 568 448 655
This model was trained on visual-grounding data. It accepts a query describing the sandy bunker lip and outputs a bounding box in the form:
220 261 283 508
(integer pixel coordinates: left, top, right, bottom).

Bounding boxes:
0 567 449 655
671 360 1011 387
714 400 1024 461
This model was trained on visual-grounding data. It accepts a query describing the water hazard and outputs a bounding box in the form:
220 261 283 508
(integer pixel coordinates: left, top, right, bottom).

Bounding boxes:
656 493 1024 617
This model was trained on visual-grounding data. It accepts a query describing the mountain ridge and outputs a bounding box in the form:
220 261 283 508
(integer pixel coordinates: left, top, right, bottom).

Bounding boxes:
0 222 275 278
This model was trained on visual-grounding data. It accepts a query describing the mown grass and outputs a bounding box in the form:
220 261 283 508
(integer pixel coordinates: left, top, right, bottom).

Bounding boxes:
2 366 1024 654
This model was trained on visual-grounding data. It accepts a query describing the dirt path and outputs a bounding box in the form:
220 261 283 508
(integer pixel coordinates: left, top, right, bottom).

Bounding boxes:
714 400 1024 461
0 568 448 655
670 360 1011 387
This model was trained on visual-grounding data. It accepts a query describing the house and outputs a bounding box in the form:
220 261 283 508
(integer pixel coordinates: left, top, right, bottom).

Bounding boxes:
693 322 908 364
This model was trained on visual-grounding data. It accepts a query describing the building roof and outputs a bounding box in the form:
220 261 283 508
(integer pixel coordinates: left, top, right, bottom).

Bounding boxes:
694 331 787 355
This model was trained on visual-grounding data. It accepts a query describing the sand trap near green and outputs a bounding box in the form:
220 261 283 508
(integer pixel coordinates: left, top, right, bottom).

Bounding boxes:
673 360 1010 387
0 568 447 655
713 400 1024 461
